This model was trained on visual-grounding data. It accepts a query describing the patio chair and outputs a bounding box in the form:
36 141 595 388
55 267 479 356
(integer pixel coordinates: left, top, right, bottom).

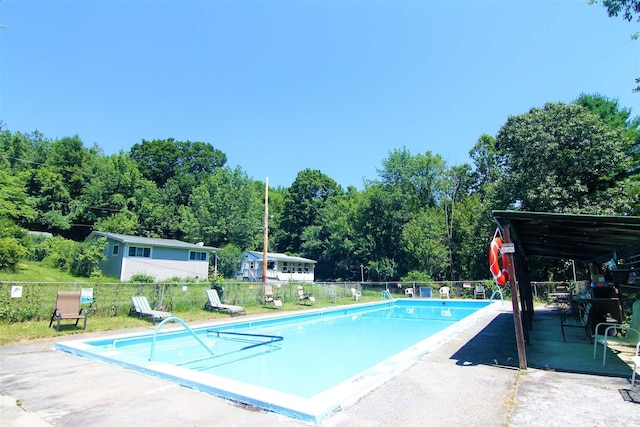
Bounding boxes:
296 285 316 305
593 299 640 366
549 284 571 309
404 288 414 298
351 287 361 301
129 296 173 324
560 300 592 342
419 287 432 298
204 289 246 316
327 287 342 303
49 291 88 331
439 286 450 299
264 285 283 308
474 285 486 299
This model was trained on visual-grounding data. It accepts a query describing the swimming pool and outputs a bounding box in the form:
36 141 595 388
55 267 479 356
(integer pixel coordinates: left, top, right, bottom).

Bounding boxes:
57 299 495 423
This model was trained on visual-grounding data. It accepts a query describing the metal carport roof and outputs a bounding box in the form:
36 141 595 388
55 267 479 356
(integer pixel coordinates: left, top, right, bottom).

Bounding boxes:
491 211 640 264
491 210 640 369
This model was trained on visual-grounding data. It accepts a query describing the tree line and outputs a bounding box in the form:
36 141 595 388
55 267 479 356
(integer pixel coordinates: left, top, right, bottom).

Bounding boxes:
0 94 638 282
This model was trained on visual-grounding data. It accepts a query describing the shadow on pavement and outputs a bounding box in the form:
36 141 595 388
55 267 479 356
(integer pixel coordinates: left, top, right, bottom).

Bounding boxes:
450 312 520 369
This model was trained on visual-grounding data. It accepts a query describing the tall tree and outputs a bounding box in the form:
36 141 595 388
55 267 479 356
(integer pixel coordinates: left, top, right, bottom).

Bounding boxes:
377 147 445 210
130 138 227 188
179 167 263 250
493 102 631 214
279 169 342 254
575 93 640 214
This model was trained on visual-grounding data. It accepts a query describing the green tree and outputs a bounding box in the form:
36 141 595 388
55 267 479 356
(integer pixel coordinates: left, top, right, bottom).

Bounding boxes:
180 167 263 249
79 153 146 226
0 170 36 221
40 236 79 272
352 184 409 280
279 169 342 254
94 210 141 235
215 243 243 279
493 102 631 214
575 93 640 214
130 138 227 188
309 187 361 280
401 208 449 280
377 147 445 210
70 237 108 277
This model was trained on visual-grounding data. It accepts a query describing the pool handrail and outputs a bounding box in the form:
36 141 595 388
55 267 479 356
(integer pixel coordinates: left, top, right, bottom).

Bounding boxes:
207 330 284 351
149 316 214 361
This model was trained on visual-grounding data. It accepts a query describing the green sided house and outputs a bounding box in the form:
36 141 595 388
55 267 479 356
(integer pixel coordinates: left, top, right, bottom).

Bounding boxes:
85 231 217 281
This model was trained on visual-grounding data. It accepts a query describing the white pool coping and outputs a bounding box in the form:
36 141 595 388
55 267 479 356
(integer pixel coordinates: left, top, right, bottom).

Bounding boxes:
56 300 499 424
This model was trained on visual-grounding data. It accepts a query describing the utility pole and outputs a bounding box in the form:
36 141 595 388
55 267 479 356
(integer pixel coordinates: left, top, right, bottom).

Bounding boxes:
262 177 269 283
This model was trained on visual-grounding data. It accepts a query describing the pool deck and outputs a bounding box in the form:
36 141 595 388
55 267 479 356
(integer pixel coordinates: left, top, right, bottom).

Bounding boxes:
1 302 639 426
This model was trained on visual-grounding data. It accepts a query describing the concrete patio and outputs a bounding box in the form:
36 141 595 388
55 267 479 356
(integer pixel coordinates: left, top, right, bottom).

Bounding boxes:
1 302 638 426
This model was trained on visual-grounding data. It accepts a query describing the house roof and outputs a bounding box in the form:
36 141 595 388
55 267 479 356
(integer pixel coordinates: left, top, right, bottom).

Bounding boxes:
491 211 640 263
87 231 218 252
245 250 317 264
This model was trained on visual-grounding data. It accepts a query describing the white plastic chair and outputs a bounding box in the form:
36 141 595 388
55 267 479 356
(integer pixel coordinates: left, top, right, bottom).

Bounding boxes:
593 299 640 366
404 288 414 298
439 286 450 299
632 341 640 387
351 288 361 301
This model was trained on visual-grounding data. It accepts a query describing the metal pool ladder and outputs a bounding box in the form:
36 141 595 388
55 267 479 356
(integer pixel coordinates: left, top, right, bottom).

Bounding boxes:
149 316 213 361
381 289 394 300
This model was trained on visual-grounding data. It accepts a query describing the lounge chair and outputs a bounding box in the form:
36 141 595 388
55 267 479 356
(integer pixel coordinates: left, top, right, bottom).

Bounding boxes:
129 296 173 324
474 285 486 299
593 299 640 366
204 289 246 316
296 285 316 305
264 285 283 308
560 300 592 342
351 287 361 301
439 286 450 299
49 291 87 331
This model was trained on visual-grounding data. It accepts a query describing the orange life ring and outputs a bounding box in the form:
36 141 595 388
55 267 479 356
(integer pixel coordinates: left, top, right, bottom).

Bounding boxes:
489 237 509 286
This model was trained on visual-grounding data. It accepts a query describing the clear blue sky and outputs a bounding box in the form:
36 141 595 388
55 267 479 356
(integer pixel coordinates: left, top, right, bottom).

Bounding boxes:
1 0 637 189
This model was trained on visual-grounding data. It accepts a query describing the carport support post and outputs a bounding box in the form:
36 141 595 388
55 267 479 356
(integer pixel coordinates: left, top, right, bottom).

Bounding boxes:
503 225 528 369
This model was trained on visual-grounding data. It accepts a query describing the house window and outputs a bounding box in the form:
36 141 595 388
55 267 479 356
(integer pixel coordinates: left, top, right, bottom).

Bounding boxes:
267 261 275 270
112 245 119 255
304 264 310 273
282 262 288 273
297 264 303 273
128 246 151 257
249 261 255 270
189 251 207 261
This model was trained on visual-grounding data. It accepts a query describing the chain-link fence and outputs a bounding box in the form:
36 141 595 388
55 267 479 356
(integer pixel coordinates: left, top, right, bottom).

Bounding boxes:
1 279 572 323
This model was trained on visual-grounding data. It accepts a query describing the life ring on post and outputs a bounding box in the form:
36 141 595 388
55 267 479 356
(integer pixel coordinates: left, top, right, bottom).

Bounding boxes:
489 237 509 286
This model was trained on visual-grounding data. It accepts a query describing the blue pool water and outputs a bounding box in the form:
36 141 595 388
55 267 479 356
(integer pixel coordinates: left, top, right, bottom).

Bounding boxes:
57 299 495 423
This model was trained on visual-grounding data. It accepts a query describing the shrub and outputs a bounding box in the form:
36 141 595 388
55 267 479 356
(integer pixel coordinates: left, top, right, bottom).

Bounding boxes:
0 237 27 271
129 274 156 283
41 236 78 272
70 238 107 277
